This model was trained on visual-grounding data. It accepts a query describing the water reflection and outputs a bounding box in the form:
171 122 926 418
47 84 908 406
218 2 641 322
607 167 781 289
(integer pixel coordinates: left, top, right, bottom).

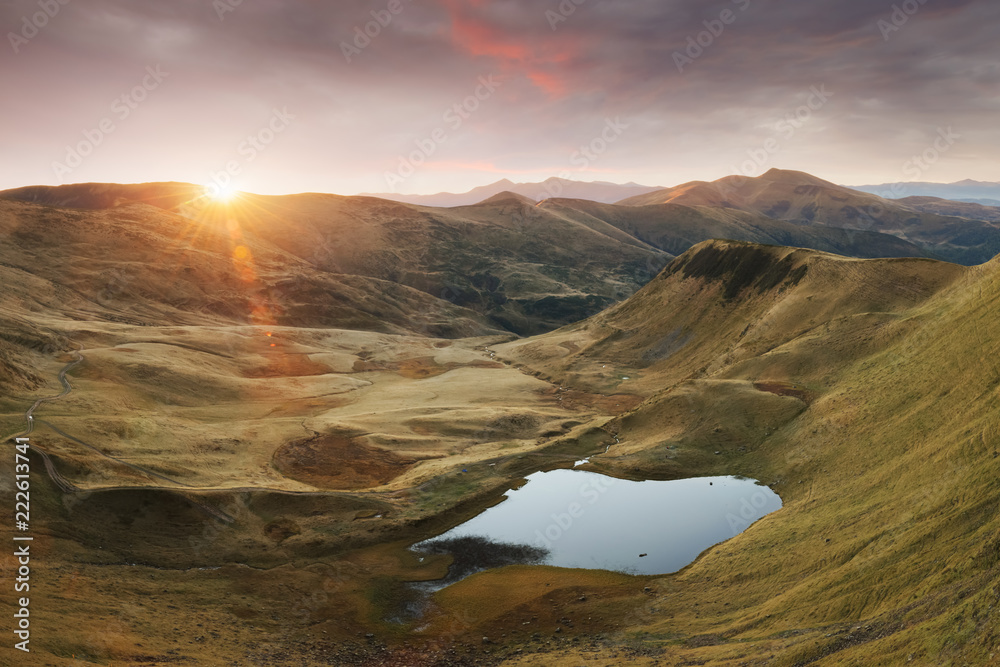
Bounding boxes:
416 470 781 578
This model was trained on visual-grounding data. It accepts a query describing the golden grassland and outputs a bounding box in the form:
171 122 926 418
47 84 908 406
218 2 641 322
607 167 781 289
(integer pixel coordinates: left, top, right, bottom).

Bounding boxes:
1 240 999 665
486 243 1000 665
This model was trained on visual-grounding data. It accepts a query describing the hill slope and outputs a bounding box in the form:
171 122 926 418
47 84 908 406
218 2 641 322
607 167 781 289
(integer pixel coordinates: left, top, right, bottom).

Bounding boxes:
621 169 1000 265
0 183 671 335
896 195 1000 223
540 196 930 259
487 240 999 664
849 178 1000 202
5 178 946 336
361 177 663 207
0 197 501 338
1 230 999 664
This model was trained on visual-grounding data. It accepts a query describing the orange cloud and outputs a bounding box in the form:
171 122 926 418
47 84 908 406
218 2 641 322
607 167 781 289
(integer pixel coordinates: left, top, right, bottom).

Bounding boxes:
527 70 567 97
439 0 574 98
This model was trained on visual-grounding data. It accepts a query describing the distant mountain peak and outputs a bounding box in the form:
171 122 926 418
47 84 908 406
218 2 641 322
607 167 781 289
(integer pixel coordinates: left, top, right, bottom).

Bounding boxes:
617 169 843 206
475 191 538 206
848 178 1000 201
362 178 663 207
759 168 832 185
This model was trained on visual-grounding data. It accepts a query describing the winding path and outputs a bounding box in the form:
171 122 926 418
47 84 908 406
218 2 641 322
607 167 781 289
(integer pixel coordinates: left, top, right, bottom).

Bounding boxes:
22 348 83 435
16 347 187 487
9 345 237 521
11 349 85 494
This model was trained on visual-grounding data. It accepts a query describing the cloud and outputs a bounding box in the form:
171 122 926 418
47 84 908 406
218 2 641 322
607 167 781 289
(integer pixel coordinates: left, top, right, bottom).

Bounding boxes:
1 0 998 194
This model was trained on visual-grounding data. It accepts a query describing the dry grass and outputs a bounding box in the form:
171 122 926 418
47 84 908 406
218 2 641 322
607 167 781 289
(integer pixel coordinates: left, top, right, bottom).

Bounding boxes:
2 238 999 665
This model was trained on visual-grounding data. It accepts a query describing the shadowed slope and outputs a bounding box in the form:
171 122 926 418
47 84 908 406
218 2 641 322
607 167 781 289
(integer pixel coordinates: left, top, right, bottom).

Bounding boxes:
540 197 931 259
0 198 500 337
0 184 671 335
620 169 1000 265
481 241 999 664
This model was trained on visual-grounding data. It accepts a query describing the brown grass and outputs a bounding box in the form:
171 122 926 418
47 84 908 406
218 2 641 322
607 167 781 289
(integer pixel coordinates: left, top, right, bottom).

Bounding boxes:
4 238 1000 665
274 432 417 490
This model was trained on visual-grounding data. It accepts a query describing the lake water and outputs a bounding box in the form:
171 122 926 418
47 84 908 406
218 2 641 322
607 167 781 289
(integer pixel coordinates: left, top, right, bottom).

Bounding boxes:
416 469 781 577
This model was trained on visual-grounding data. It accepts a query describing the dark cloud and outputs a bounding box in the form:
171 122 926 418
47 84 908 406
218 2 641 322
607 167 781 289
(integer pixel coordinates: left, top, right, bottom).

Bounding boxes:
1 0 997 195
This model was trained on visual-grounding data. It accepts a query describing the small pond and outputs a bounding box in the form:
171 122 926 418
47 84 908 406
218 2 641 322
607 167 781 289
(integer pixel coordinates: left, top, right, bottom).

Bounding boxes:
414 469 781 579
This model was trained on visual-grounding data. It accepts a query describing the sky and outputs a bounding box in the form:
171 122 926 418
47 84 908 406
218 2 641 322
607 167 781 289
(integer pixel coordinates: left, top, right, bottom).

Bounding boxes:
1 0 998 196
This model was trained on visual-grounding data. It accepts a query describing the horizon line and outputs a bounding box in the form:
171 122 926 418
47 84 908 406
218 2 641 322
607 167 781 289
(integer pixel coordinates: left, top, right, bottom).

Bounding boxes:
1 170 999 200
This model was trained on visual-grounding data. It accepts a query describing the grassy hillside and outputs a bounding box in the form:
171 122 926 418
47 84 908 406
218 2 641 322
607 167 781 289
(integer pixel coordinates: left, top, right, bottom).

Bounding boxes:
0 183 671 335
2 183 999 664
620 169 1000 265
479 241 999 664
898 196 1000 223
0 197 506 338
3 178 957 336
540 197 930 260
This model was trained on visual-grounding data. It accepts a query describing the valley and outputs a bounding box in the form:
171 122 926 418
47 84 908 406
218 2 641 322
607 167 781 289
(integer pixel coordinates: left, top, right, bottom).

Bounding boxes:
1 177 999 665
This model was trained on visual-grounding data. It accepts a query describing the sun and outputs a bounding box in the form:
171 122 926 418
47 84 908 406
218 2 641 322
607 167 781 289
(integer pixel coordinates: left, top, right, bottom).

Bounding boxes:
205 182 241 203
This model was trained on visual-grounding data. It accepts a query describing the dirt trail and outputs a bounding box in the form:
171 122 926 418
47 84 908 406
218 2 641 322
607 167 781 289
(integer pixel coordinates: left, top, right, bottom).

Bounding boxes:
22 347 84 434
8 344 240 522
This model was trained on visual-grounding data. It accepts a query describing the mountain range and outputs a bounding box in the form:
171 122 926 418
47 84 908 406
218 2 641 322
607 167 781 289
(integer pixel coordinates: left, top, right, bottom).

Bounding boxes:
363 170 1000 264
849 178 1000 204
365 174 1000 210
362 177 663 207
620 168 1000 265
2 169 1000 665
6 169 1000 348
0 182 667 337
